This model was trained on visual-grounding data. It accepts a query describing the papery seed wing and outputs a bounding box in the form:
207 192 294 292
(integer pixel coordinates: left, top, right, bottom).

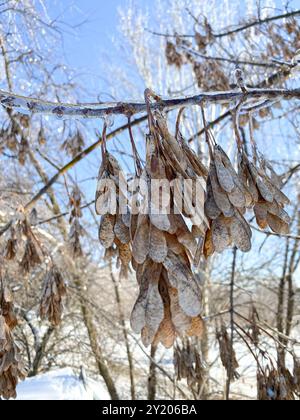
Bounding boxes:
169 287 192 336
192 224 205 238
132 215 150 264
193 239 203 270
163 251 202 317
210 164 234 217
168 213 180 235
254 204 268 229
248 163 274 203
273 187 290 206
149 224 168 263
150 213 171 232
153 313 176 348
0 316 6 348
114 214 130 244
203 227 215 258
267 213 290 235
205 177 221 220
228 186 246 209
277 208 291 225
214 147 235 193
95 183 113 216
230 216 251 252
165 233 185 255
235 209 252 239
107 153 122 176
130 260 155 333
142 275 164 346
187 316 205 338
212 216 231 253
154 277 176 348
130 214 138 241
156 115 186 169
99 214 115 249
256 177 274 203
122 210 131 228
244 166 259 203
182 141 208 177
176 229 198 257
117 242 132 279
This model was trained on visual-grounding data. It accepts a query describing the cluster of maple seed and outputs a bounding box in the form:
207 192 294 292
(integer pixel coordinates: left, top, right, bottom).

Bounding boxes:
95 102 291 348
204 142 290 258
4 214 67 328
0 279 26 399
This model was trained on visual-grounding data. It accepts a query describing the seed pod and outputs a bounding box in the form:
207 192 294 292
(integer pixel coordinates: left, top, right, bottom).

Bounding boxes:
212 216 231 253
132 215 150 265
214 146 235 193
163 251 202 317
230 215 252 252
114 214 130 244
205 177 222 220
267 213 290 235
99 214 116 249
210 163 234 217
149 225 168 263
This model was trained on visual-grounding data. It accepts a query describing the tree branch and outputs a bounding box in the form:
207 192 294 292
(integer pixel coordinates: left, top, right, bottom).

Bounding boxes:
146 10 300 39
181 45 280 68
0 115 147 236
0 87 300 119
214 9 300 38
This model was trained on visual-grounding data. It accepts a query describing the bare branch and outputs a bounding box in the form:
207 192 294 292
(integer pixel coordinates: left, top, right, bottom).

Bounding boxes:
146 9 300 39
1 87 300 119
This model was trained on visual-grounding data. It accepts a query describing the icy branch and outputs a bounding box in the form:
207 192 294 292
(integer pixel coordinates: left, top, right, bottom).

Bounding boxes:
0 88 300 119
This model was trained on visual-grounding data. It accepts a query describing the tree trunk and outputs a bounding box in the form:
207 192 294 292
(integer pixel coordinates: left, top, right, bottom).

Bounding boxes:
28 326 55 377
110 266 136 400
74 275 119 400
148 345 157 400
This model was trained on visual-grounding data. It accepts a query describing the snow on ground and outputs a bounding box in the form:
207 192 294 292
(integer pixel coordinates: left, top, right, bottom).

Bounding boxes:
15 368 110 400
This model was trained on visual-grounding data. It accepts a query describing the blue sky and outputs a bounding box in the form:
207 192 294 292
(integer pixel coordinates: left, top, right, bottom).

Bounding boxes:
47 0 152 94
55 0 126 72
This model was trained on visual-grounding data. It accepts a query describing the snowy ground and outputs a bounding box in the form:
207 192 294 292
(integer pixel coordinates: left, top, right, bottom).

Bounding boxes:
15 368 110 400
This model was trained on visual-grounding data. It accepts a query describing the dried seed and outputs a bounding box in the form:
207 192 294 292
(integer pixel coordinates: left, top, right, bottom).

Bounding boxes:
154 277 176 348
141 276 165 347
248 163 274 203
230 216 251 252
169 287 192 335
163 251 202 317
273 187 290 206
114 214 130 244
187 316 204 338
176 229 197 257
210 163 234 217
203 226 215 258
130 261 152 333
235 209 252 239
149 224 168 263
205 177 222 220
228 185 246 208
132 215 150 264
212 216 231 253
267 213 290 235
214 147 235 193
150 213 171 232
99 214 115 249
254 204 268 229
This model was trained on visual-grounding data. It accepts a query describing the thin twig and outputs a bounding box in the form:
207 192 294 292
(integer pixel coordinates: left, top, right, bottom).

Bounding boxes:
146 10 300 39
226 247 237 400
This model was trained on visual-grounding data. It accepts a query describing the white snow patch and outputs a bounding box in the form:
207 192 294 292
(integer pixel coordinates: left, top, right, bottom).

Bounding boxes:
15 368 110 400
